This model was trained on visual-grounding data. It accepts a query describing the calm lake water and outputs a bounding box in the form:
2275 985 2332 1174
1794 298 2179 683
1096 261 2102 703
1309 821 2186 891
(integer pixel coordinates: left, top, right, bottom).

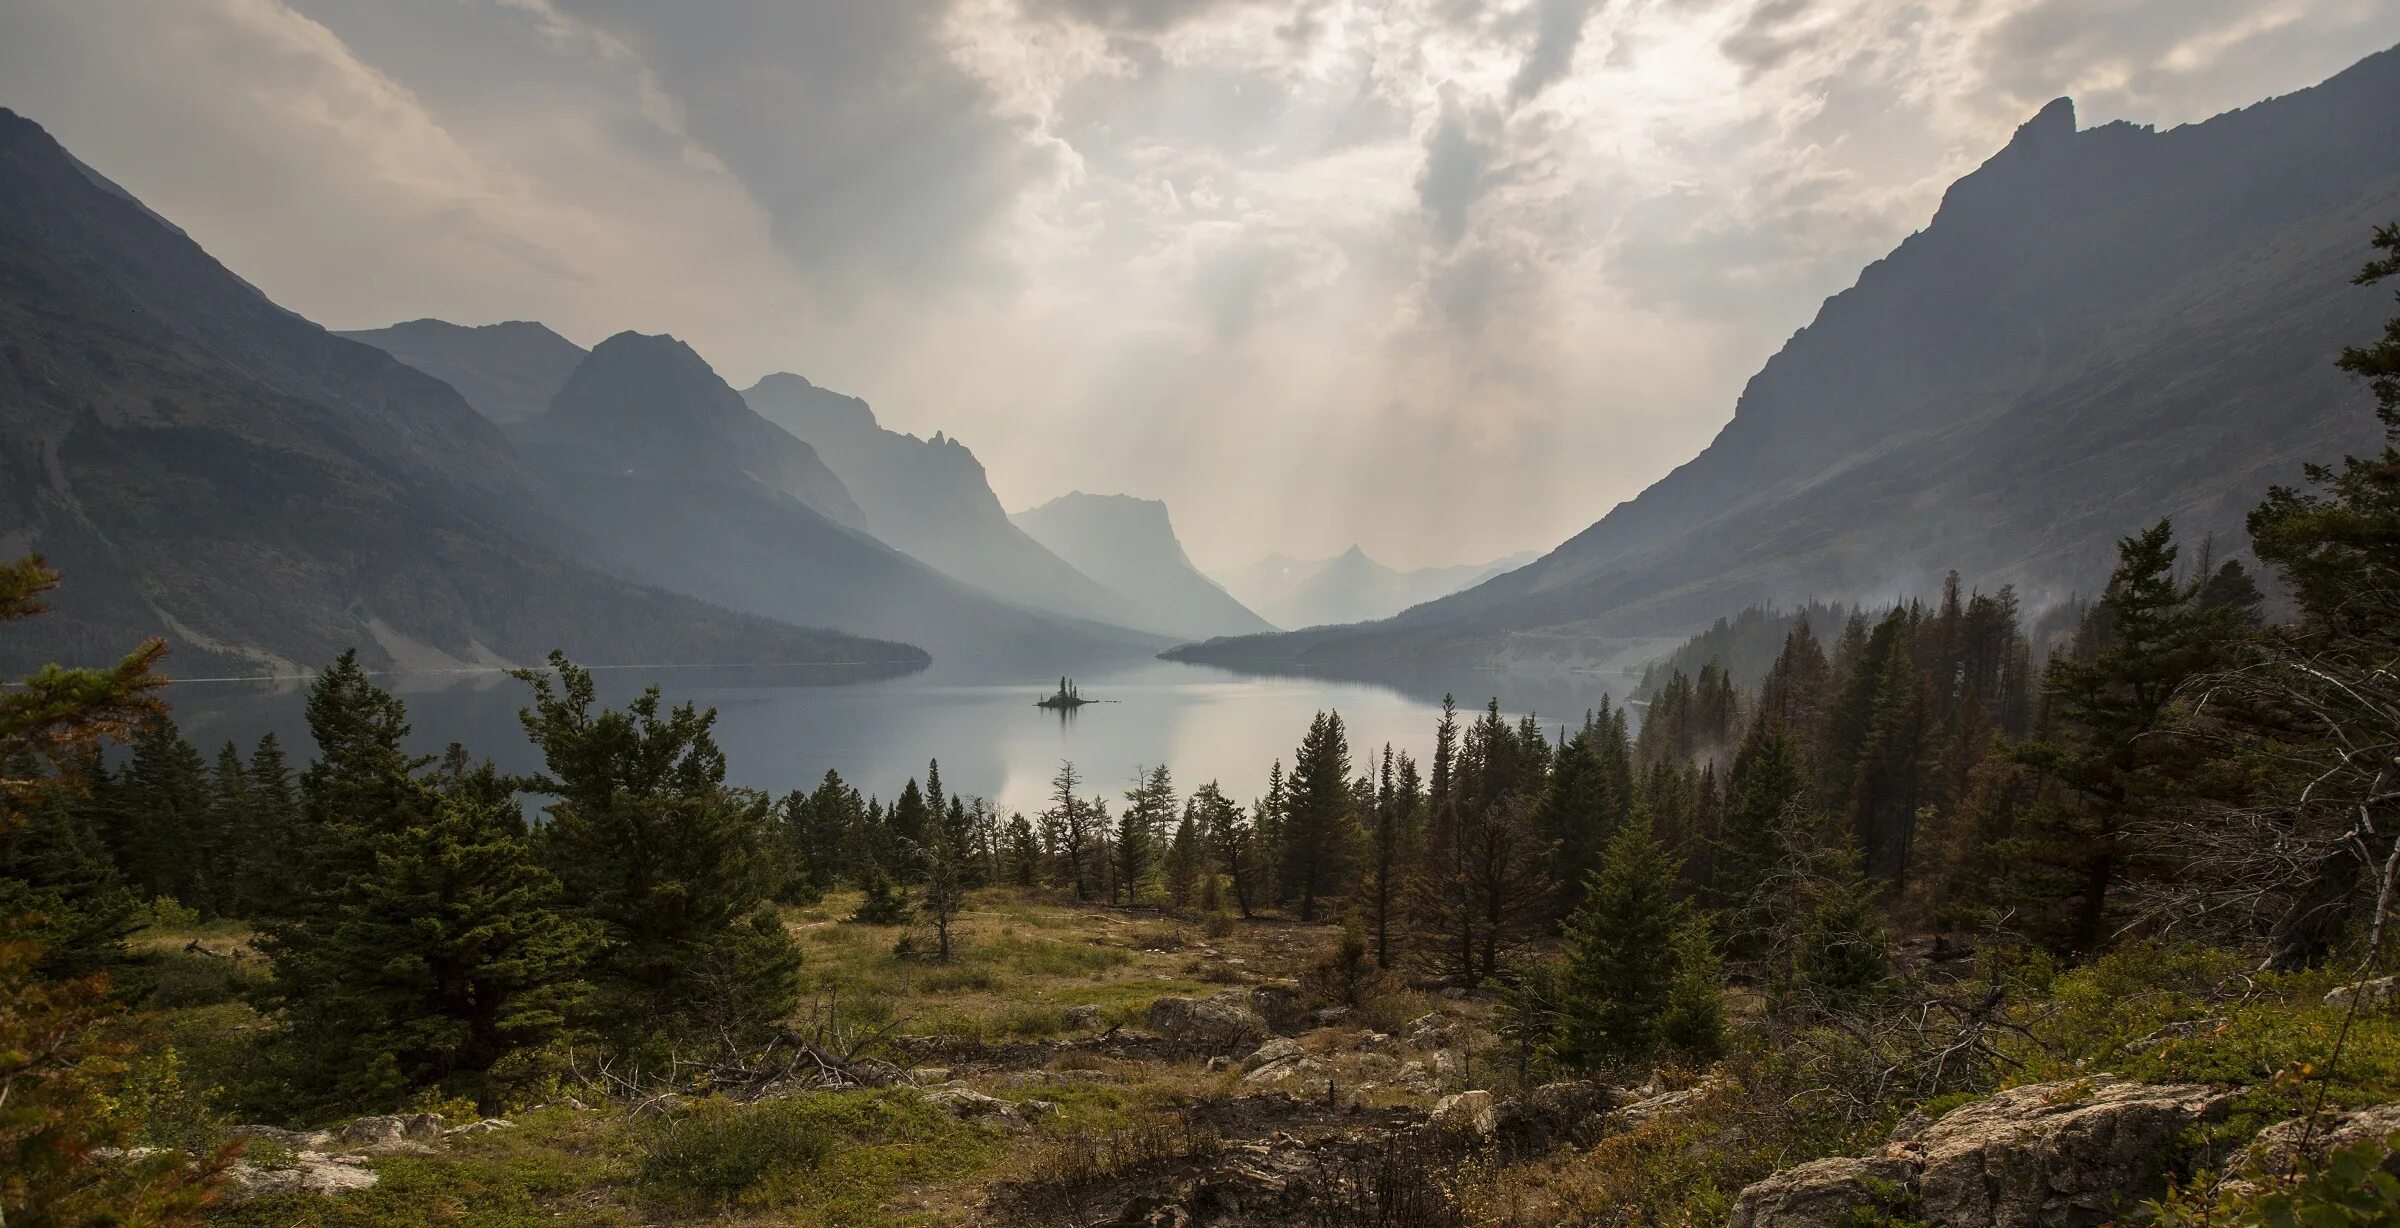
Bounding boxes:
163 657 1634 816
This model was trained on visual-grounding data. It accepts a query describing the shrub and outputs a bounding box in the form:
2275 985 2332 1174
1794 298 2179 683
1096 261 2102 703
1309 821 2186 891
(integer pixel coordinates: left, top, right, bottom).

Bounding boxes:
639 1098 835 1206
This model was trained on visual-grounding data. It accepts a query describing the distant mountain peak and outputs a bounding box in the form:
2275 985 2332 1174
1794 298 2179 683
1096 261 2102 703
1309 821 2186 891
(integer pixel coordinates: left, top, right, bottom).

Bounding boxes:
2012 96 2077 150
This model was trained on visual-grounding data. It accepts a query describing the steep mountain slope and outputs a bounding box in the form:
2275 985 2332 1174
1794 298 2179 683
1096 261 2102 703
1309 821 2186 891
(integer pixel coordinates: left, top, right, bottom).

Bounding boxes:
337 318 587 424
741 373 1149 628
0 108 920 676
1219 546 1541 630
520 334 865 532
1011 493 1275 641
1173 46 2400 672
516 341 1165 663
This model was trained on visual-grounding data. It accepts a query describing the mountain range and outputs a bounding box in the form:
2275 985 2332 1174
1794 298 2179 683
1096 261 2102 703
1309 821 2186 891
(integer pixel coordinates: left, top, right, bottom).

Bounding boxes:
1172 46 2400 675
0 108 920 677
1010 493 1275 642
1216 546 1540 632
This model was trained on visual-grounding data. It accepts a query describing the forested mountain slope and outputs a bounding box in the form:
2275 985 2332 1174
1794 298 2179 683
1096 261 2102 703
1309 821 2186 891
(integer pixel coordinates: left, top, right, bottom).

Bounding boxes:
0 109 919 676
1173 46 2400 671
1012 492 1276 641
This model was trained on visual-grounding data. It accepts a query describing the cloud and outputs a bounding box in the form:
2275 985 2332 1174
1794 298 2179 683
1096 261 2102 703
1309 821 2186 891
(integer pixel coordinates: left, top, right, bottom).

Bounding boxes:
3 0 2397 571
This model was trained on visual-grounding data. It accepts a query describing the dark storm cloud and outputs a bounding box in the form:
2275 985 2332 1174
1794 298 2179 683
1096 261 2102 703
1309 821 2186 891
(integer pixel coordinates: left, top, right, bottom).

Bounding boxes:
1508 0 1599 102
546 0 1049 291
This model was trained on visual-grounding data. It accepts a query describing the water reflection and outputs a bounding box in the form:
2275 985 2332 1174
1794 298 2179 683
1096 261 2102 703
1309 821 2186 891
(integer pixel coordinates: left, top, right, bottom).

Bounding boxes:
163 656 1637 817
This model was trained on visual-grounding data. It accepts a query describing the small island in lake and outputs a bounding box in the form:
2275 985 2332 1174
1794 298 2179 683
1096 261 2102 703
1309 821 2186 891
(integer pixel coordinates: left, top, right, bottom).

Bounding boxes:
1036 676 1089 709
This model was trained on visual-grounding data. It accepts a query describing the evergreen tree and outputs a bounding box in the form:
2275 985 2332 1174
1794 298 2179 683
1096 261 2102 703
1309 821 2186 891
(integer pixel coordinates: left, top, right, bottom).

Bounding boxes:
1191 782 1255 918
1003 811 1041 888
1116 765 1175 904
513 653 800 1045
1549 824 1703 1070
1041 761 1096 900
1359 745 1422 967
919 796 975 960
0 751 138 978
1848 625 1927 883
889 777 930 879
244 732 304 918
1716 716 1814 956
0 554 222 1226
272 786 597 1112
1780 848 1892 1014
2011 522 2247 954
1280 711 1356 921
112 717 211 910
1164 811 1202 911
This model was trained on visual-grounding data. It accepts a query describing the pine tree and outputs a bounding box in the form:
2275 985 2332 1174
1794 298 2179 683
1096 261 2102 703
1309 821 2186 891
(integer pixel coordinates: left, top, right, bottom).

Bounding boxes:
0 752 139 979
889 777 930 879
1190 781 1255 918
112 717 212 910
2012 522 2247 954
1003 811 1041 888
1280 712 1356 921
1359 745 1422 967
1780 848 1892 1014
1849 626 1927 883
513 653 800 1045
1164 811 1202 911
272 785 597 1112
1549 824 1697 1070
1042 761 1095 900
1716 716 1814 956
1116 765 1175 904
244 732 304 918
919 796 975 960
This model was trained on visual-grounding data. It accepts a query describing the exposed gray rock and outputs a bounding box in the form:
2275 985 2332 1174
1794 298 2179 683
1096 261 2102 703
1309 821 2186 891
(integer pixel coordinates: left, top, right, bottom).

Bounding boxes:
1430 1090 1496 1139
1147 991 1270 1051
1728 1078 2234 1228
224 1153 379 1201
2325 976 2400 1012
336 1112 445 1153
1241 1037 1305 1073
1729 1155 1919 1228
1064 1004 1105 1030
2236 1103 2400 1179
923 1086 1039 1130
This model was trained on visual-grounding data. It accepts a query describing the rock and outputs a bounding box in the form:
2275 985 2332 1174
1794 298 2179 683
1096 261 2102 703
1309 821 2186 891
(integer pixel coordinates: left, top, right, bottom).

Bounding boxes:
1249 981 1305 1025
1146 991 1270 1051
1064 1004 1105 1030
1616 1078 1719 1129
2237 1103 2400 1179
1355 1031 1393 1052
2122 1019 2228 1053
1431 1090 1496 1139
1019 1098 1061 1121
1241 1037 1306 1073
228 1124 332 1150
1730 1154 1921 1228
1494 1080 1613 1154
1308 1006 1352 1027
445 1118 514 1137
336 1112 444 1152
909 1066 954 1085
1205 1055 1235 1073
1728 1077 2233 1228
224 1153 379 1201
2325 976 2400 1012
1242 1055 1329 1086
923 1086 1035 1130
1401 1012 1451 1047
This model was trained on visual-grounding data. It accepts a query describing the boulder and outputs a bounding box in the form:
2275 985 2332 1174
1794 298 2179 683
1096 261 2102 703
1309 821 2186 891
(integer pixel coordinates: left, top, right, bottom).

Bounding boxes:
1243 1055 1329 1087
1727 1078 2233 1228
1430 1090 1496 1139
224 1154 379 1201
1241 1037 1306 1073
445 1118 515 1138
1493 1080 1613 1154
923 1086 1036 1130
1064 1004 1105 1030
2236 1103 2400 1180
1730 1155 1921 1228
336 1112 445 1152
2325 976 2400 1012
1146 991 1270 1051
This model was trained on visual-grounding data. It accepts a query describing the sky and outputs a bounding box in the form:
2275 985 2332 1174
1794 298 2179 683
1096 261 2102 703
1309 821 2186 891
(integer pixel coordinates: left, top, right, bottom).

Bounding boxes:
3 1 2396 572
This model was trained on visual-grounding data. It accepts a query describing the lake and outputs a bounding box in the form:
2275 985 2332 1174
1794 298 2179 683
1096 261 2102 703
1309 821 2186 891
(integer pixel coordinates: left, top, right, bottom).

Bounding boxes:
162 657 1636 816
